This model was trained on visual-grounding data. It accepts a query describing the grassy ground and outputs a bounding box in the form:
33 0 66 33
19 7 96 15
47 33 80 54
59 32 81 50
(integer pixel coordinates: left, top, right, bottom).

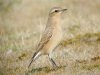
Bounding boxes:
0 0 100 75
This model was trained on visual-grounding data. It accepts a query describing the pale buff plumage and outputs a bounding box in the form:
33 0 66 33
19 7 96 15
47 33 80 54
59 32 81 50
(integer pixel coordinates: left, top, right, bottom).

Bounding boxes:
28 7 67 68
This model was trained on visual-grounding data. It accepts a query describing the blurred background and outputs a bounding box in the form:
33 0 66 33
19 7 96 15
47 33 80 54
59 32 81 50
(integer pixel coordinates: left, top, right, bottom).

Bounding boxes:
0 0 100 75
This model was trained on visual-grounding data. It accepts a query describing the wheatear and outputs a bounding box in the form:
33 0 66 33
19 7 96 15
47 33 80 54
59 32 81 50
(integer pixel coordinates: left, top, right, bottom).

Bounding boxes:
28 7 67 68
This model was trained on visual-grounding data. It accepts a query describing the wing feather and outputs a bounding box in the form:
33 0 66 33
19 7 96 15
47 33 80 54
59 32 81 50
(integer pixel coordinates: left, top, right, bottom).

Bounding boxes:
36 27 52 51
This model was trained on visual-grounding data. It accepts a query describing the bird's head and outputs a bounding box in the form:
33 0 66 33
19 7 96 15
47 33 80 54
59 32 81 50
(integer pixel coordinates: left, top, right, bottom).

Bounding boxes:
49 7 67 17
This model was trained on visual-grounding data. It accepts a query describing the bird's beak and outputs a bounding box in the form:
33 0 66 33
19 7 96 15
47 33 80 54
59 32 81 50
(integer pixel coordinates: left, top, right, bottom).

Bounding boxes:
62 9 67 12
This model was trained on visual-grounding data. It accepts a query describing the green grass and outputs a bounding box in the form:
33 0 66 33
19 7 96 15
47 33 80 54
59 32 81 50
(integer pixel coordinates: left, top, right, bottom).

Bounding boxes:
26 65 66 75
81 63 100 70
61 32 100 47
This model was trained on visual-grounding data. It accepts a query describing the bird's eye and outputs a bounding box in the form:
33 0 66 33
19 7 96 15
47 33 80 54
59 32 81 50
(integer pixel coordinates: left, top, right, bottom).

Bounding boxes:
55 10 59 12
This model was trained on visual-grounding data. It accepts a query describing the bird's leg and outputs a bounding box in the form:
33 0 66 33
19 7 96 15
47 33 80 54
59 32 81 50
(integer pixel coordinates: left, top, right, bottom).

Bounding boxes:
50 58 58 68
48 54 58 69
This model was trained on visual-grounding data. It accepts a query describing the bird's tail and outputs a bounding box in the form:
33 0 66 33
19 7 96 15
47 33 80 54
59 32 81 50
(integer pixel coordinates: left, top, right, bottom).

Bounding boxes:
28 51 41 68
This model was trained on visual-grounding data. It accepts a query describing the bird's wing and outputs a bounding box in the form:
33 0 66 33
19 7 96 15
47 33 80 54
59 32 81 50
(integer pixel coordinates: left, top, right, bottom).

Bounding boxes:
36 28 52 51
28 27 52 68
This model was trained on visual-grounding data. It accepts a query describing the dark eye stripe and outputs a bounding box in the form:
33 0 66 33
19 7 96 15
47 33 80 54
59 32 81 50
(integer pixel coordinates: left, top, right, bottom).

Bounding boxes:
55 10 59 12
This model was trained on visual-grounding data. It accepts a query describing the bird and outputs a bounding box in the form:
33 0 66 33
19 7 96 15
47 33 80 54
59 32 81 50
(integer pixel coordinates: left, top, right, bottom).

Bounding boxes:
28 7 67 68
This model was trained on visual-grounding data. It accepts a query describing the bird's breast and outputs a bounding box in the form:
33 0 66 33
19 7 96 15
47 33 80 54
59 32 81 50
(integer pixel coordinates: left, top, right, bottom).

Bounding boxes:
42 23 62 54
45 27 62 53
52 27 62 42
